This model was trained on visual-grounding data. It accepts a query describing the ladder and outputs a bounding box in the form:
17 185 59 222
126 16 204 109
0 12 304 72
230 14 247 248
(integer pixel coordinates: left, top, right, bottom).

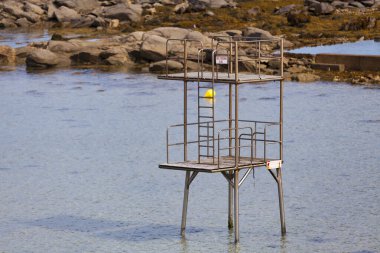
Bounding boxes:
197 78 215 164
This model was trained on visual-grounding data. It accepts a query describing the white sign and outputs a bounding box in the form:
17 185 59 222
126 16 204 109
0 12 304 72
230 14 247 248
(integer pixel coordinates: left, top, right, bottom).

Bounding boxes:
266 160 282 170
216 55 228 65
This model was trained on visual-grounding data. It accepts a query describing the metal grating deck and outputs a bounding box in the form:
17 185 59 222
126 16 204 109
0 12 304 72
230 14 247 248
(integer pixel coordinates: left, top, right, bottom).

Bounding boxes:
158 72 283 84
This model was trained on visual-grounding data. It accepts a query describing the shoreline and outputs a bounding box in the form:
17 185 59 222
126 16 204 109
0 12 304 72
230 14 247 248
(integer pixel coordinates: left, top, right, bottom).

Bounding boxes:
1 0 379 85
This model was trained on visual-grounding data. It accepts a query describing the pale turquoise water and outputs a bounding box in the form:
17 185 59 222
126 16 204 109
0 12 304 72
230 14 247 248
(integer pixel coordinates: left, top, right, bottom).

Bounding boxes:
289 40 380 55
0 67 379 252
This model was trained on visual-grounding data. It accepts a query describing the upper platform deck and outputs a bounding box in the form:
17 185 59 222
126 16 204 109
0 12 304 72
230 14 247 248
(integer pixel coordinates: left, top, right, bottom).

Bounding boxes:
158 72 283 84
158 36 284 84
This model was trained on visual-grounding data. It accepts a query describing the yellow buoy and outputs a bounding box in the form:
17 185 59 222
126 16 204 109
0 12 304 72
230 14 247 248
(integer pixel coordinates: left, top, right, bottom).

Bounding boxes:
204 89 216 98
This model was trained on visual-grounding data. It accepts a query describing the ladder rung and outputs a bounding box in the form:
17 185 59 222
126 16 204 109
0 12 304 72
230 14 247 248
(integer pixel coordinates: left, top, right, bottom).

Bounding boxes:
199 116 213 118
199 106 214 109
199 155 214 157
199 96 215 99
199 125 214 128
199 145 214 148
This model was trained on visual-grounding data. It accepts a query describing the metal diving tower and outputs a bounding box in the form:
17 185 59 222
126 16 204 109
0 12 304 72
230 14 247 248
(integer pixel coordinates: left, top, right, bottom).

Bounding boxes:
157 36 286 243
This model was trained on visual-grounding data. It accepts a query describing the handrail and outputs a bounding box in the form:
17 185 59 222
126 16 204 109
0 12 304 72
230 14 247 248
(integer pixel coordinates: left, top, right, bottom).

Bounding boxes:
165 39 204 78
217 127 253 168
166 120 281 164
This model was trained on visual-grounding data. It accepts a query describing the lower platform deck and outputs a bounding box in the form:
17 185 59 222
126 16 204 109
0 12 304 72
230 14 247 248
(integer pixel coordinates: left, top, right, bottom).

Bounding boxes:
158 72 283 84
159 156 270 173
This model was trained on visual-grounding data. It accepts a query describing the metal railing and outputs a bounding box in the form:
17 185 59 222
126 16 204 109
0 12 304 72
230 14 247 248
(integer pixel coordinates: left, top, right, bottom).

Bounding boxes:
166 119 281 168
162 36 284 80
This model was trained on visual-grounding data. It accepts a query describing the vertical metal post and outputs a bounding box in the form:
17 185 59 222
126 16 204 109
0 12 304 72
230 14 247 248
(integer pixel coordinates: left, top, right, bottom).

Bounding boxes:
234 170 239 243
228 83 233 229
277 167 286 235
234 41 240 243
184 40 188 161
181 171 190 235
277 78 286 235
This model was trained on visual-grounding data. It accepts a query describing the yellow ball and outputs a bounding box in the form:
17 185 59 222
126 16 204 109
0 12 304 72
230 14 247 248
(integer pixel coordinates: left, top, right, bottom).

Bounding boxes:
204 89 216 98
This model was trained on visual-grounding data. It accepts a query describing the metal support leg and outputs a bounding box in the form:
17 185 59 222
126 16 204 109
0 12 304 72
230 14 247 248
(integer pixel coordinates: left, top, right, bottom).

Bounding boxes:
234 169 239 243
277 168 286 235
228 171 233 229
181 171 190 236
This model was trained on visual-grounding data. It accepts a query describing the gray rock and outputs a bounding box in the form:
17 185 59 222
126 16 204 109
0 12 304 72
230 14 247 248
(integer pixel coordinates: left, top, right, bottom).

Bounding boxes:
147 27 189 39
48 40 84 53
174 2 190 14
140 34 167 61
54 6 81 22
268 57 289 69
331 1 349 8
313 2 335 15
70 50 100 65
26 49 70 68
242 27 275 40
47 3 58 19
16 18 32 27
304 0 320 6
349 1 366 8
0 18 18 28
200 0 236 8
2 2 24 19
71 16 96 28
360 0 375 7
54 0 100 12
292 73 320 82
103 4 142 23
274 4 299 15
149 60 183 72
0 45 16 65
23 2 45 15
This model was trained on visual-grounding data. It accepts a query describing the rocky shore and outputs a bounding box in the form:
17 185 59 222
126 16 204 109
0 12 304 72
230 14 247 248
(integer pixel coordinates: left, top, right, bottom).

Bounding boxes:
1 0 379 85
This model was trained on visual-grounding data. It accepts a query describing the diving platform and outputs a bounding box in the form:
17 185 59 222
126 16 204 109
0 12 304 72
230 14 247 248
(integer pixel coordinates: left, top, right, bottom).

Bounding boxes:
157 36 286 243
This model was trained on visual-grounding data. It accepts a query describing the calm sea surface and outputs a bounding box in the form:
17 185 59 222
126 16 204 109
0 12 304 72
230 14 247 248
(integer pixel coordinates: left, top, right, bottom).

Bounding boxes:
288 40 380 55
0 66 379 253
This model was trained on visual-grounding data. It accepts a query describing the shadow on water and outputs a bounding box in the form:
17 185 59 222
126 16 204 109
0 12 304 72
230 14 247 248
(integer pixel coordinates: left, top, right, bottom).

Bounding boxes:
25 215 203 242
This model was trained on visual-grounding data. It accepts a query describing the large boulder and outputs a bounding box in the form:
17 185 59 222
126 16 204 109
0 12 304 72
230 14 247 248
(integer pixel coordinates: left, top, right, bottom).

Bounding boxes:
140 34 167 61
292 73 320 82
26 49 70 68
48 40 83 53
191 0 236 9
308 1 336 15
147 27 189 39
103 3 142 23
242 27 275 40
23 2 45 15
1 1 40 23
149 60 183 72
54 0 100 13
0 18 18 28
0 46 16 65
54 6 81 22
